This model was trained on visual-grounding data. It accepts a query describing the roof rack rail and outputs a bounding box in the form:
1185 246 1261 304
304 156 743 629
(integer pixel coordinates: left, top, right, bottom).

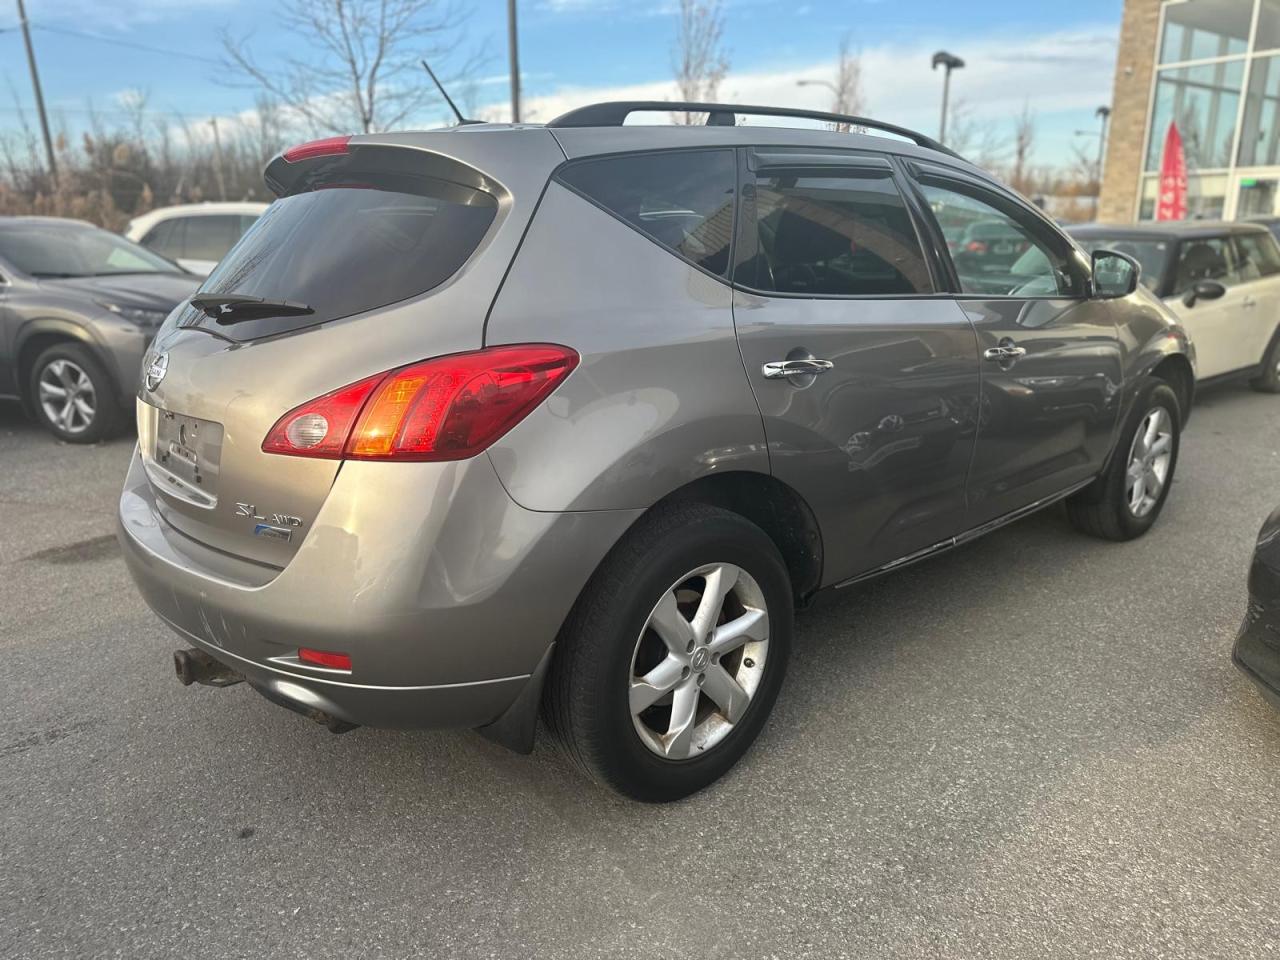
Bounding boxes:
546 101 962 159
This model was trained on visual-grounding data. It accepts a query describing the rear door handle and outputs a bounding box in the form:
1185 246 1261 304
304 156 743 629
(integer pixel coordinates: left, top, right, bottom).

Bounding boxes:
762 359 835 379
984 345 1028 362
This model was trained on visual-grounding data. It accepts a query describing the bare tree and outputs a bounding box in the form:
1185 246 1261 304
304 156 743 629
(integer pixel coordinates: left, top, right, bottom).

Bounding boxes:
671 0 729 125
220 0 477 135
1010 102 1036 195
828 35 866 132
943 97 1009 167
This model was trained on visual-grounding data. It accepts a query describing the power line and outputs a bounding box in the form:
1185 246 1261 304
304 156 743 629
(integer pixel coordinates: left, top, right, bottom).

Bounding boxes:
31 23 225 67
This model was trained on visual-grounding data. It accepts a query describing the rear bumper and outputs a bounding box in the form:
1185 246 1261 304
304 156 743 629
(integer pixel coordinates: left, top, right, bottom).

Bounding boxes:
118 445 641 729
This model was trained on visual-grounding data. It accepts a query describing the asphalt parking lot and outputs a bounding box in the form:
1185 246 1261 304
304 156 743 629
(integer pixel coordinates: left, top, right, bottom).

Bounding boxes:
3 384 1280 960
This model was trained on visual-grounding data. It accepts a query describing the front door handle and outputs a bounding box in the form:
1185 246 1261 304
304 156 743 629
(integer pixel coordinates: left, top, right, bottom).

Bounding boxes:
1243 296 1258 309
984 344 1028 362
762 359 835 379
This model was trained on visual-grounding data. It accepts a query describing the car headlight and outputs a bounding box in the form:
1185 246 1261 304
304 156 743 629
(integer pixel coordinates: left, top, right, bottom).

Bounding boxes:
97 301 170 328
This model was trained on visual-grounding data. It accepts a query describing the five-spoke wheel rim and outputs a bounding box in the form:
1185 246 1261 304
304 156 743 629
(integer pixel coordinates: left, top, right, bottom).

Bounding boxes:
38 359 96 435
629 563 769 761
1125 406 1173 518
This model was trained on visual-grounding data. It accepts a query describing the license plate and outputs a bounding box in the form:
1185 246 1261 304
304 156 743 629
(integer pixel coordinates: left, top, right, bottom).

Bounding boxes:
155 410 223 495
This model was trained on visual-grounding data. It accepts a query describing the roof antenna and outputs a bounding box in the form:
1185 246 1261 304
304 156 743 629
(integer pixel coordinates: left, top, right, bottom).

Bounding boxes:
421 60 475 126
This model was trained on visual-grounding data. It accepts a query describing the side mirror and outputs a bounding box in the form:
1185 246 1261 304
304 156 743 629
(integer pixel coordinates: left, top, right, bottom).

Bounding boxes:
1182 279 1227 308
1091 249 1140 299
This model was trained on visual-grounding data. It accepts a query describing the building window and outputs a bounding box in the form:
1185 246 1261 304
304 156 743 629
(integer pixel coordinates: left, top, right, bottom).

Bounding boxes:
1140 172 1228 219
1145 60 1245 171
1239 54 1280 164
1256 0 1280 53
1160 0 1254 64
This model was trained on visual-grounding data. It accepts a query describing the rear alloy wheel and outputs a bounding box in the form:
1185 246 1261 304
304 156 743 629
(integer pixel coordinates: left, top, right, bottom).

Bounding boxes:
29 343 119 443
1067 379 1180 541
628 563 770 760
546 504 792 802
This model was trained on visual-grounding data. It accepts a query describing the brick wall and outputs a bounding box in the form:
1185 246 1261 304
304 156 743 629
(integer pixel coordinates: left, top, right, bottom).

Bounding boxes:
1098 0 1164 222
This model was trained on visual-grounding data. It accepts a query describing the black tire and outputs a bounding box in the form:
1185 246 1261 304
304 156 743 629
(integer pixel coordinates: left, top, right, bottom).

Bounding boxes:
28 342 120 444
1250 332 1280 393
544 503 793 803
1066 378 1180 542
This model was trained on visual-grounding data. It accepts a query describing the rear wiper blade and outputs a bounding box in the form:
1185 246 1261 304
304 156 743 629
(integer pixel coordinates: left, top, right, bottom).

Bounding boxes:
189 293 314 324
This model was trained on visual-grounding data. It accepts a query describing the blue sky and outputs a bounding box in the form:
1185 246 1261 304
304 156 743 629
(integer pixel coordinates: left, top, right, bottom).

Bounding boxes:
0 0 1124 169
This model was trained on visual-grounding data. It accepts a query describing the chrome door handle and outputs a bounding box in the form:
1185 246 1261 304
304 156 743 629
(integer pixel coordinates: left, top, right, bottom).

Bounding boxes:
762 359 835 379
1243 296 1258 309
984 345 1028 362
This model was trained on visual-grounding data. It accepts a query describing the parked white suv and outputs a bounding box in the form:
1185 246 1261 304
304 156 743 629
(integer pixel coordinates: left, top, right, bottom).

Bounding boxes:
1071 221 1280 391
126 202 268 277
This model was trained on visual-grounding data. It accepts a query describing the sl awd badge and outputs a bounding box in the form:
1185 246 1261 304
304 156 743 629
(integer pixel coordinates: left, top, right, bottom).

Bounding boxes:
236 503 303 542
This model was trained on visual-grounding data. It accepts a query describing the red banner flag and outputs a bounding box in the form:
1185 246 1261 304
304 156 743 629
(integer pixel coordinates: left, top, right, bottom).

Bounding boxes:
1156 122 1188 221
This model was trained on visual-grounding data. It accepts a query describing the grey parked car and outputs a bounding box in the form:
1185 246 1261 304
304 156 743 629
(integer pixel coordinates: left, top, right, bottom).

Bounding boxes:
118 103 1194 801
0 217 198 442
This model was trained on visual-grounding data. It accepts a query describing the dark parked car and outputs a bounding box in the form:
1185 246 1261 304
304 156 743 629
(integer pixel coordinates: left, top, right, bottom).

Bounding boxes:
120 102 1194 801
0 217 198 441
1234 506 1280 709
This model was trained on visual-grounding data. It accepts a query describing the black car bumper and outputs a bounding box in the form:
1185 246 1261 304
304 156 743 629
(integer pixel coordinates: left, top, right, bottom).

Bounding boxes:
1233 507 1280 707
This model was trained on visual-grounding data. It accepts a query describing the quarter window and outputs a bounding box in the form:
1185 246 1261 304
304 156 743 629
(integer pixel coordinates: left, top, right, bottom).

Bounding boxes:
918 180 1085 298
556 149 736 277
743 168 933 296
141 219 182 259
183 215 242 261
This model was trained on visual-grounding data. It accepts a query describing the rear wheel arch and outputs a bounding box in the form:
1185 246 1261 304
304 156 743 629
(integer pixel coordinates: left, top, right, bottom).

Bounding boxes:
642 471 824 607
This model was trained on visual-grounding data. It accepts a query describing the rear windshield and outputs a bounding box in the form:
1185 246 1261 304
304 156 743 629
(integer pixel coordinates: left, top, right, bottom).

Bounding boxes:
185 172 498 340
1072 237 1169 292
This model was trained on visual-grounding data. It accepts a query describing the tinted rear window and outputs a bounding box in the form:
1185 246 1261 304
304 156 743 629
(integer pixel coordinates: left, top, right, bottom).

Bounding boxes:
186 172 498 340
556 149 736 277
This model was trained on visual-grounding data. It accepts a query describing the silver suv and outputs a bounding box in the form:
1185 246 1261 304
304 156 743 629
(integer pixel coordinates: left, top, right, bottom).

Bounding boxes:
118 102 1194 801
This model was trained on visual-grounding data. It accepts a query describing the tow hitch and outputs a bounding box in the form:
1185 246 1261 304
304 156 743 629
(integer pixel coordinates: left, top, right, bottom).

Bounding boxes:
173 648 244 687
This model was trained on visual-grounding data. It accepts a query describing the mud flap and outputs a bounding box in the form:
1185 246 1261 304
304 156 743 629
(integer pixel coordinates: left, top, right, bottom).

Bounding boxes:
475 643 554 754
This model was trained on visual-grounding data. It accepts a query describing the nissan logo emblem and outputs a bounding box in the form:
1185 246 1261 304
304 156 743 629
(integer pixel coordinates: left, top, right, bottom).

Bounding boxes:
144 352 169 392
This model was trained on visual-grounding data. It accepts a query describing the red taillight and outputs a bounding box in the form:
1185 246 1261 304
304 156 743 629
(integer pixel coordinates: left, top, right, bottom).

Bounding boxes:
261 373 382 459
966 240 988 254
282 135 352 163
298 647 352 671
262 344 579 462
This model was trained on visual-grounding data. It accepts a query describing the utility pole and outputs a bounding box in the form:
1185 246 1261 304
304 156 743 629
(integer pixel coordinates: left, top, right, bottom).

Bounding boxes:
507 0 521 123
16 0 58 183
932 50 965 145
208 118 227 201
1095 105 1112 184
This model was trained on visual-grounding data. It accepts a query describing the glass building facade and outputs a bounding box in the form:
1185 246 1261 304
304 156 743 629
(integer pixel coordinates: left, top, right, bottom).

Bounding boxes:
1140 0 1280 219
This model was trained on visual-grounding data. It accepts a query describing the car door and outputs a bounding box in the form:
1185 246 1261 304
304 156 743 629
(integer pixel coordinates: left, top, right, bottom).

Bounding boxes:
730 148 982 584
1232 231 1280 369
1163 234 1245 379
903 163 1123 530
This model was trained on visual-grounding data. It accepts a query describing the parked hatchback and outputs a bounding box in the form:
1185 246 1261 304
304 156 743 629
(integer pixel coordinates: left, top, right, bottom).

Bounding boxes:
0 217 198 441
126 202 268 277
1069 221 1280 392
118 104 1194 801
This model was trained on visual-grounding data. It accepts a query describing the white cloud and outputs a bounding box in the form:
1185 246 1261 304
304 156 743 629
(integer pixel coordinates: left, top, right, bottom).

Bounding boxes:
0 0 235 29
480 25 1118 166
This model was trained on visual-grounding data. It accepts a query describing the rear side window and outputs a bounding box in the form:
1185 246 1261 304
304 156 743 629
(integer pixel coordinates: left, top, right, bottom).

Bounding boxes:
556 149 736 277
190 172 498 340
745 170 933 296
142 219 183 259
183 215 241 261
1234 232 1280 281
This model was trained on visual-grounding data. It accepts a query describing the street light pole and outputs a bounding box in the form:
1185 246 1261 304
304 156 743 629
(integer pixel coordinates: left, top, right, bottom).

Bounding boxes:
15 0 57 183
507 0 521 123
1095 105 1112 184
932 51 965 145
